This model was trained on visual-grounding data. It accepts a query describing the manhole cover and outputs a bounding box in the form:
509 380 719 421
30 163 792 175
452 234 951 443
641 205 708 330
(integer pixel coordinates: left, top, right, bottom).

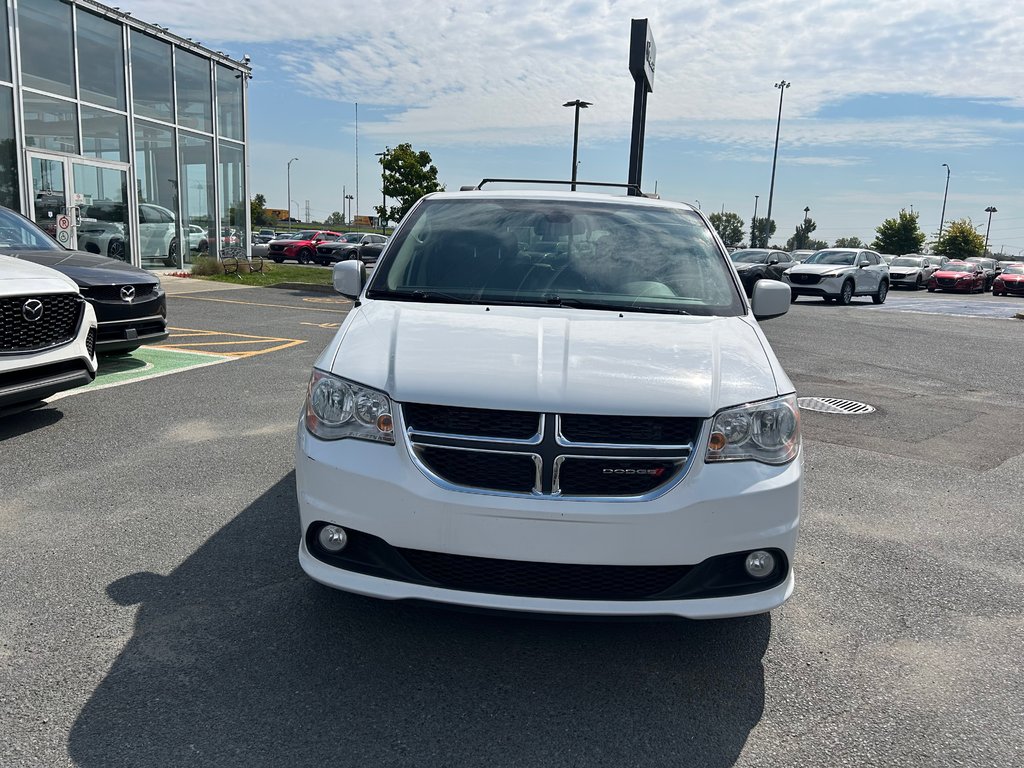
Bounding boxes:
797 397 875 415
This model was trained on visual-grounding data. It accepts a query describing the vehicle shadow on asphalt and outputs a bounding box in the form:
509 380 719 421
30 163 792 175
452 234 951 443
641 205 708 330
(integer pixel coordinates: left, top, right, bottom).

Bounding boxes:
0 402 63 440
69 473 770 768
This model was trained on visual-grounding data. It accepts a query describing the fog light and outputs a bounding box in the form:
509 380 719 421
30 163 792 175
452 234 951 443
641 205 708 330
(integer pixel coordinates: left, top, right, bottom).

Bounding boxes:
744 550 776 578
317 525 348 552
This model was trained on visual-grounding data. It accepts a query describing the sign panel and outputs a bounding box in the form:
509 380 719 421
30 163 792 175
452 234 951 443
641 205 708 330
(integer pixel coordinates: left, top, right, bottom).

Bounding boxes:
55 214 72 246
629 18 656 93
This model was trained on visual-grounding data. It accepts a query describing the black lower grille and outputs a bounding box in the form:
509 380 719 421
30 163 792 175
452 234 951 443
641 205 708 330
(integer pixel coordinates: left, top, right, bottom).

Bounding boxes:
558 459 681 496
86 328 96 357
1 294 82 352
417 446 537 493
398 547 691 600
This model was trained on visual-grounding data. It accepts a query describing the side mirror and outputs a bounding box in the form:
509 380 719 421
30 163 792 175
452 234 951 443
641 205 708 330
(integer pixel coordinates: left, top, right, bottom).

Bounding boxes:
751 279 790 320
333 259 366 298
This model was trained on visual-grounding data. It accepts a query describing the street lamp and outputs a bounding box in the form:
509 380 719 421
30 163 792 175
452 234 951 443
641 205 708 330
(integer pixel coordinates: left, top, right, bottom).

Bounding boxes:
938 163 950 240
983 206 997 256
752 195 759 246
286 157 298 230
344 194 354 225
374 148 389 235
765 79 791 241
563 100 592 191
695 199 701 210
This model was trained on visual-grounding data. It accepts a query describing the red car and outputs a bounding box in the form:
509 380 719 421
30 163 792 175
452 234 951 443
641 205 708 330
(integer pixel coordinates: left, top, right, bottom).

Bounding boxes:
927 261 986 293
992 263 1024 296
268 230 344 264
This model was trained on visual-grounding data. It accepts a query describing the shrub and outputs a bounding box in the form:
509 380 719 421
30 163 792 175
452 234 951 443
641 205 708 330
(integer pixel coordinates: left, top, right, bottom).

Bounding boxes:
191 256 224 276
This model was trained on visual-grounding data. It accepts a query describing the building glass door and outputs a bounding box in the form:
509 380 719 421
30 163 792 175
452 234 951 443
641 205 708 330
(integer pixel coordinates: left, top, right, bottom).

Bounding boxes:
26 152 132 263
28 154 72 245
72 160 131 263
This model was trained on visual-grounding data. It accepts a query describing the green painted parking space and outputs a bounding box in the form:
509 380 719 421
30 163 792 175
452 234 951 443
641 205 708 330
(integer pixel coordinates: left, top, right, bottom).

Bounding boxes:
49 347 231 401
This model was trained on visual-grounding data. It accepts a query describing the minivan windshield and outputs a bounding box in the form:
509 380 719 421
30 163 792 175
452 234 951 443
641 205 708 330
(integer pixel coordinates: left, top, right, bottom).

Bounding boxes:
366 198 743 316
0 207 63 252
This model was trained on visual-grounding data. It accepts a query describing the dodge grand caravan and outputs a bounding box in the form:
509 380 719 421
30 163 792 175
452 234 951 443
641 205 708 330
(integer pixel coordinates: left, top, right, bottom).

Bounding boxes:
295 187 802 619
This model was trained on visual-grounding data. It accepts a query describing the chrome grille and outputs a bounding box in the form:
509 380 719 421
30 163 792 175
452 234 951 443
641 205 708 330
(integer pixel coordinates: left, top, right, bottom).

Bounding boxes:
0 294 83 353
403 403 700 499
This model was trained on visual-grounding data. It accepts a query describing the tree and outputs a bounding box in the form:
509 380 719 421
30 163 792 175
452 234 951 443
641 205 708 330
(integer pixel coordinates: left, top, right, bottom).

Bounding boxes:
785 217 825 251
749 217 776 248
324 211 345 227
933 218 985 261
834 236 863 248
871 209 926 255
250 193 271 227
707 211 744 247
376 143 444 224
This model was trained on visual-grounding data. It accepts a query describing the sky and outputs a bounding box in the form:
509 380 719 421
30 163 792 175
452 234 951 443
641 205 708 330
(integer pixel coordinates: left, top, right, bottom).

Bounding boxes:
123 0 1023 254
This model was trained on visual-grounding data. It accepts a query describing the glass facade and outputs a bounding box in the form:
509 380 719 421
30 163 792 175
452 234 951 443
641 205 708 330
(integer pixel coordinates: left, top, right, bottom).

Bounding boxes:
0 0 248 270
179 131 215 264
18 0 75 98
77 10 126 110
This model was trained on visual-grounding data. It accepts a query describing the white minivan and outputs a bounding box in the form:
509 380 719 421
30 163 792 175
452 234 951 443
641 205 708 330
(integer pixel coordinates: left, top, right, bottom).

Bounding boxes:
295 188 801 619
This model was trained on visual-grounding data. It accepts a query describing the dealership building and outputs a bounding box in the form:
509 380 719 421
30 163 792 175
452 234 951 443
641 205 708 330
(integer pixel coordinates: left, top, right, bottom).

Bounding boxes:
0 0 250 269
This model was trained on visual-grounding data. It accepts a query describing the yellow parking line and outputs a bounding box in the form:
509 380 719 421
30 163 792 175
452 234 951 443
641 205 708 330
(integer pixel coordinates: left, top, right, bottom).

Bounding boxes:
173 295 351 313
160 340 278 347
168 326 298 341
153 326 307 358
230 339 307 358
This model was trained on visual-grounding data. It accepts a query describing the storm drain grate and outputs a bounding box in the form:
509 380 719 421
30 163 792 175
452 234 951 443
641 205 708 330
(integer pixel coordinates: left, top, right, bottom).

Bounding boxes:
797 397 875 415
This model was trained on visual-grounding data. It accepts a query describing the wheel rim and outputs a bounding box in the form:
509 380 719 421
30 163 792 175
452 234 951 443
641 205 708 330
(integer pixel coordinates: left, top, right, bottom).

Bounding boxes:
879 283 887 301
842 283 852 303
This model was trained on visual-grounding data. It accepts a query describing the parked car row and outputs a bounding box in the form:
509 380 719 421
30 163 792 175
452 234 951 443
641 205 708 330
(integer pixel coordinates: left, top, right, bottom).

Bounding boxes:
0 204 169 410
264 230 389 266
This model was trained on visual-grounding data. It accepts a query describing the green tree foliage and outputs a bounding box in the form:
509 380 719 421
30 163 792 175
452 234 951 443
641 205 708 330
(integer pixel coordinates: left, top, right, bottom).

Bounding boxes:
707 211 744 247
324 211 345 227
250 193 272 227
871 209 926 255
376 143 444 224
785 218 825 251
750 217 776 248
834 236 864 248
933 218 985 261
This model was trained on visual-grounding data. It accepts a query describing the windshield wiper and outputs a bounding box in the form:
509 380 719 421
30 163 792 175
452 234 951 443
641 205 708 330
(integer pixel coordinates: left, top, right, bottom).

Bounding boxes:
366 288 481 304
540 295 691 315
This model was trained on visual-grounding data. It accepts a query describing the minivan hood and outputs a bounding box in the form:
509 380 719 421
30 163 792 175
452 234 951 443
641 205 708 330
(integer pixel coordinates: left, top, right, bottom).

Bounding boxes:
323 301 786 417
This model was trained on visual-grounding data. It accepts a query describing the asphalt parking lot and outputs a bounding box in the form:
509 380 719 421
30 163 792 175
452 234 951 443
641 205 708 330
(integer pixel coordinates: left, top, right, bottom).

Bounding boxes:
1 282 1022 767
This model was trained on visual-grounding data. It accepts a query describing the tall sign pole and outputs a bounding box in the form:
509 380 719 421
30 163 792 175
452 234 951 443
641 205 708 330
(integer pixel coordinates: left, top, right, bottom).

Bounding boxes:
627 19 655 196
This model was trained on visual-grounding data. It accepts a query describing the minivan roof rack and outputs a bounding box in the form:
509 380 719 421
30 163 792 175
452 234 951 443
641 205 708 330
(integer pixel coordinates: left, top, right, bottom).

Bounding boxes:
460 178 652 196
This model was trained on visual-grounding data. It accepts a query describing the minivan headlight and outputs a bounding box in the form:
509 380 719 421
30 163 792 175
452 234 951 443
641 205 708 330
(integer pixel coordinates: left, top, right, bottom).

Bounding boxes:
706 394 800 465
305 370 394 443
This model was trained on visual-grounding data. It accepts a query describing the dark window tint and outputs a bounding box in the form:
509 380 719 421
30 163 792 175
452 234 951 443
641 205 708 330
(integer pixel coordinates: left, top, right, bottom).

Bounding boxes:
18 0 74 97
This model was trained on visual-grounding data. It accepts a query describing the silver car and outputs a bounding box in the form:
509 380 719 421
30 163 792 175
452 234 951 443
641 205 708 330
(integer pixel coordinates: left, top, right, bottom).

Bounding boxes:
784 248 890 305
889 255 941 290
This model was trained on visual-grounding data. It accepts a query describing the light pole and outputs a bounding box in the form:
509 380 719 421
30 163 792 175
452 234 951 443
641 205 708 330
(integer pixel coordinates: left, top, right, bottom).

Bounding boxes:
983 206 997 256
286 157 298 231
752 195 759 246
345 194 354 225
374 148 389 235
938 163 950 240
563 100 592 191
695 199 701 210
803 206 810 223
765 79 791 243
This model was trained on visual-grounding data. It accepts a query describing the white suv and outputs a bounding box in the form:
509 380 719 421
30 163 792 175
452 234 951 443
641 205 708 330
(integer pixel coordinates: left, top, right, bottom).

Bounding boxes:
295 189 802 619
1 254 98 408
784 248 890 304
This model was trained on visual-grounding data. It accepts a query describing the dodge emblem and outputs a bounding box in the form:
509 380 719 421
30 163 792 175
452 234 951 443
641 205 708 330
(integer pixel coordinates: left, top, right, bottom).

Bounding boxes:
22 298 44 322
